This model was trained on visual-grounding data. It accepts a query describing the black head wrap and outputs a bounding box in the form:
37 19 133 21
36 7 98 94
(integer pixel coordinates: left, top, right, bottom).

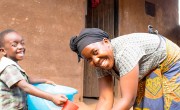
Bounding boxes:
69 28 109 62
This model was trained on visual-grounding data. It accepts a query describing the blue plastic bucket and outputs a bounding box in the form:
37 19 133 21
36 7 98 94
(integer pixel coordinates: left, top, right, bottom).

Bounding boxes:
27 84 78 110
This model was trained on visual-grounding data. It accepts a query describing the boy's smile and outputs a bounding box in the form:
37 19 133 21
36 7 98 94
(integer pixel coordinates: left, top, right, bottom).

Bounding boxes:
2 32 25 62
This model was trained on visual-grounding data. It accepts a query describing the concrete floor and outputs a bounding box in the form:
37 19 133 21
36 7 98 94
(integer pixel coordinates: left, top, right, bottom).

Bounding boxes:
75 98 97 110
75 98 133 110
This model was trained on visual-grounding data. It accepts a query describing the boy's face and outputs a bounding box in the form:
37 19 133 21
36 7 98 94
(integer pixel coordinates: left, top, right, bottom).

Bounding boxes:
1 32 25 62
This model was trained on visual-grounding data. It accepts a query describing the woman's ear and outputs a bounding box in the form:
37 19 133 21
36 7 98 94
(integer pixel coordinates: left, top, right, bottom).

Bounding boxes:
102 38 111 46
102 38 110 43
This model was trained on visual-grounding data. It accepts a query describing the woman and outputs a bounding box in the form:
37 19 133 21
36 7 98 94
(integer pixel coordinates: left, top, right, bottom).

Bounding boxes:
69 28 180 110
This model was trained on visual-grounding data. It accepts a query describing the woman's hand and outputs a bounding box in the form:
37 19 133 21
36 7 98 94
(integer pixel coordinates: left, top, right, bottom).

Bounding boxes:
51 94 68 106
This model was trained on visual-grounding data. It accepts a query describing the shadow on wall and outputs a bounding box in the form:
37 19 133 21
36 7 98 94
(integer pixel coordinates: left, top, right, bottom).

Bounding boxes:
165 25 180 46
177 26 180 46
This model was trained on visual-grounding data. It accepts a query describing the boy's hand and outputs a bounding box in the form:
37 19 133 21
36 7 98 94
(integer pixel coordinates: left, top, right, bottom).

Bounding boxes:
52 94 68 106
45 79 57 85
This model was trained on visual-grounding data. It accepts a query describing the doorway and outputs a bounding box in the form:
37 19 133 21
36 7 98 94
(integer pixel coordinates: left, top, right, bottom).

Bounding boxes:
84 0 119 97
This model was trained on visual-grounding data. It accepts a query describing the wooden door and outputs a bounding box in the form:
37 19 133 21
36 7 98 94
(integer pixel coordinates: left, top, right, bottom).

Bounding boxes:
84 0 119 97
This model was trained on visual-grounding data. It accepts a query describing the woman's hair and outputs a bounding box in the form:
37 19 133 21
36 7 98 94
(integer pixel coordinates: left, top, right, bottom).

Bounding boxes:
0 29 16 48
69 28 109 62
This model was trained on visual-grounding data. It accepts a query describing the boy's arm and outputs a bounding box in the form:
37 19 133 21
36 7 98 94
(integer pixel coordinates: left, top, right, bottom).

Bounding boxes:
16 79 67 105
28 76 56 85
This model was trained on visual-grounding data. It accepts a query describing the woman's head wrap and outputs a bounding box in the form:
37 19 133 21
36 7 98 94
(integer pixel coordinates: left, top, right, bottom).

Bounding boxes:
69 28 109 62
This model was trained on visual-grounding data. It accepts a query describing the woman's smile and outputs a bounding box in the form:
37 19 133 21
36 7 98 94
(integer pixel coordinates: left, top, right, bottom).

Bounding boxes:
100 59 108 68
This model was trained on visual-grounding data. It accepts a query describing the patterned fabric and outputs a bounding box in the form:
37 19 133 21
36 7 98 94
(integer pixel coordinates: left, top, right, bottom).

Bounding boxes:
0 57 28 110
96 33 167 79
134 38 180 110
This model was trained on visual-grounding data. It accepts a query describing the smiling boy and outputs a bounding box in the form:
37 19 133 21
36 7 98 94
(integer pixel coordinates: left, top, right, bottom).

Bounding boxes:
0 29 67 110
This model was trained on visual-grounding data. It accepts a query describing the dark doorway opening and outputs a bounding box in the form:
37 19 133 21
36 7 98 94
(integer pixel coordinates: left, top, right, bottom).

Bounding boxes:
84 0 119 98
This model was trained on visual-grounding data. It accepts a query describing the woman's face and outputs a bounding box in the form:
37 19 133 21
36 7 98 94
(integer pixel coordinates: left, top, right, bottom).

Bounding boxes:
81 38 114 70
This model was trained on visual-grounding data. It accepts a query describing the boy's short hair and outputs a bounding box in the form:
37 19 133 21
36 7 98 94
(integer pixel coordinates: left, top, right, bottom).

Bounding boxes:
0 29 16 48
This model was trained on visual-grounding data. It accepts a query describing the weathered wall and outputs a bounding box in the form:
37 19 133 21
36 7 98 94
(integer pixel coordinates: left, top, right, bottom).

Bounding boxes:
0 0 179 102
0 0 85 101
119 0 179 44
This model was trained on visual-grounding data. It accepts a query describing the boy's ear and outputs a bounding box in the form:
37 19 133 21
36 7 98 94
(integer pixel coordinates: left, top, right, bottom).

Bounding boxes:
0 48 7 56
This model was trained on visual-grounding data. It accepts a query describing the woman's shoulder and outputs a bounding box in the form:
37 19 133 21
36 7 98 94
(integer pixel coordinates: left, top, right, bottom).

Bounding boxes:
113 33 157 39
111 33 159 45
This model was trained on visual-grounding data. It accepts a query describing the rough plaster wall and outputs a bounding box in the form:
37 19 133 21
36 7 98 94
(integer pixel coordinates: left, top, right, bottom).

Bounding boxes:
119 0 179 44
0 0 85 101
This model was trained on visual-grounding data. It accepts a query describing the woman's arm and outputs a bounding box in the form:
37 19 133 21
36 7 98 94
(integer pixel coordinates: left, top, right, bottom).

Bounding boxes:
16 80 67 106
112 64 139 110
96 75 114 110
